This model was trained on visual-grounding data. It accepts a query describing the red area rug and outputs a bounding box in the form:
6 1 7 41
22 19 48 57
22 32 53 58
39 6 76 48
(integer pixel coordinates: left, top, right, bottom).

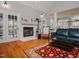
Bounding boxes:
25 43 79 58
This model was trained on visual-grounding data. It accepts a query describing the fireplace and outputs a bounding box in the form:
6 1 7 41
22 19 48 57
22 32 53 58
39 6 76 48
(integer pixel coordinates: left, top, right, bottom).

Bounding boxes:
23 27 33 37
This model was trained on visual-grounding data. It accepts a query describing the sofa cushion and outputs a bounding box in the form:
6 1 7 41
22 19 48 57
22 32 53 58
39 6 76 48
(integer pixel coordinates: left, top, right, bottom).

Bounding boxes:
68 37 79 41
56 35 68 40
56 29 68 36
69 28 79 38
67 37 77 42
74 40 79 45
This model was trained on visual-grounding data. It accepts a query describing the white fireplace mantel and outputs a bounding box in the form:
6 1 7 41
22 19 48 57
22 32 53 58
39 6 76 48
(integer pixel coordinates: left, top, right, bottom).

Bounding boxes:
19 21 38 41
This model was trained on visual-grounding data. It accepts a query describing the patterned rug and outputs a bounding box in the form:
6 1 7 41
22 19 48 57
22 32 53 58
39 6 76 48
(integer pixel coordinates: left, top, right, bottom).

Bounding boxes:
25 43 79 58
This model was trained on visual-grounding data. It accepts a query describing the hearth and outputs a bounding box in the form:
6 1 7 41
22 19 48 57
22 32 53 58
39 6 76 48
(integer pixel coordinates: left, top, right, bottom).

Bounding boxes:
23 27 33 37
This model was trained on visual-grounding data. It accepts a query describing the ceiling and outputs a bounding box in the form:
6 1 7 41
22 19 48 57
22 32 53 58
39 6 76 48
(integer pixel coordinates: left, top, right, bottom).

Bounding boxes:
18 1 79 15
18 1 55 13
58 7 79 17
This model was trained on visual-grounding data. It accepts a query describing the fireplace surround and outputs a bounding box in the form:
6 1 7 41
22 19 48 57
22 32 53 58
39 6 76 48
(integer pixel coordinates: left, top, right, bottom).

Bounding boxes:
23 27 33 37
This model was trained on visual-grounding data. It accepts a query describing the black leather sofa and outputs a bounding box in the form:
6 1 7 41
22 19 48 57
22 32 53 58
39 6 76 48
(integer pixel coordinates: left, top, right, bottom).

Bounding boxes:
51 28 79 45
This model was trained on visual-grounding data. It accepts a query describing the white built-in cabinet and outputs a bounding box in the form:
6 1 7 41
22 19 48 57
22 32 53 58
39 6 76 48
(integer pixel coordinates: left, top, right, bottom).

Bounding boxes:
0 12 4 40
0 10 20 43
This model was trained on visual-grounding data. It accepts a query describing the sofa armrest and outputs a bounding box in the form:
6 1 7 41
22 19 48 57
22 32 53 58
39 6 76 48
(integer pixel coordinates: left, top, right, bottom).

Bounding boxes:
51 32 57 38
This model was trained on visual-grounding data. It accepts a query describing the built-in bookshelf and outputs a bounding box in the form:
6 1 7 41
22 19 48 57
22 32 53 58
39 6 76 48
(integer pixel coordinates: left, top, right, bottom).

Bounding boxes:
0 11 20 43
8 15 18 38
0 13 3 39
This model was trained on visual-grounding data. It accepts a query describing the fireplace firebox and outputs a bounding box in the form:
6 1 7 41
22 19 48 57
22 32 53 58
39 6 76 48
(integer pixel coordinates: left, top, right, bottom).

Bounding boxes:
23 27 33 37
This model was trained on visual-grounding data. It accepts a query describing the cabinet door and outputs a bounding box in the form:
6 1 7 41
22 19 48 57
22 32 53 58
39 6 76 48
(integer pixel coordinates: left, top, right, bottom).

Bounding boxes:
0 11 6 43
7 13 19 40
0 13 3 40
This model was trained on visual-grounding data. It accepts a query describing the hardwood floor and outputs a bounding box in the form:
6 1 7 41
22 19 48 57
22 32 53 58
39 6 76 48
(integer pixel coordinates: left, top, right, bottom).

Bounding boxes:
0 39 48 58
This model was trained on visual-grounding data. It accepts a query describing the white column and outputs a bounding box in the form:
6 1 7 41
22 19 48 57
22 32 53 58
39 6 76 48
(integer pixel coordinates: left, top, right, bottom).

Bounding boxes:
53 12 58 32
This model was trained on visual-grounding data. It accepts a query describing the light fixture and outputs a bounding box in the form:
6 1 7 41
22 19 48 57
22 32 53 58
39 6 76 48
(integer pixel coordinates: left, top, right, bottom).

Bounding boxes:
2 1 9 8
